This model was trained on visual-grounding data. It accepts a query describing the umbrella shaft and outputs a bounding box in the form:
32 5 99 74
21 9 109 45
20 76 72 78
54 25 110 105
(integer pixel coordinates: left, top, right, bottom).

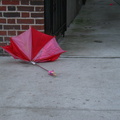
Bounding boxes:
31 61 48 72
36 64 48 72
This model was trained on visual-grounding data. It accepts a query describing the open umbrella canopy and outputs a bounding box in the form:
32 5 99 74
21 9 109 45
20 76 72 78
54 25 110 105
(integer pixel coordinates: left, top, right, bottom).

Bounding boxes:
1 27 66 62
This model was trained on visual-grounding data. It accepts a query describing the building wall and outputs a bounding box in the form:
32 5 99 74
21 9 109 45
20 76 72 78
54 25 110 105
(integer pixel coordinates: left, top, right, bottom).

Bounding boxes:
0 0 44 48
67 0 83 26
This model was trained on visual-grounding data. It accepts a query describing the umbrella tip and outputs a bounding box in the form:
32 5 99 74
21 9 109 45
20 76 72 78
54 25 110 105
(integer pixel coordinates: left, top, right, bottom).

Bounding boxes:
48 70 56 76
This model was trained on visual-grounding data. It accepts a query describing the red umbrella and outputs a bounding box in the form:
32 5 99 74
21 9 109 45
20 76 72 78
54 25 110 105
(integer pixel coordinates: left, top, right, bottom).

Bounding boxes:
0 27 66 76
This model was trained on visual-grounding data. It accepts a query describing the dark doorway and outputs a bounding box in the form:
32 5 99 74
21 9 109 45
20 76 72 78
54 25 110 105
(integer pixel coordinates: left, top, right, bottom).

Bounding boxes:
44 0 67 37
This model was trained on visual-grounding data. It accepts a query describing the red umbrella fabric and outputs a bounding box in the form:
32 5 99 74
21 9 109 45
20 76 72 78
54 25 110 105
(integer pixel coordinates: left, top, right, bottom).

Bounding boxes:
1 27 65 62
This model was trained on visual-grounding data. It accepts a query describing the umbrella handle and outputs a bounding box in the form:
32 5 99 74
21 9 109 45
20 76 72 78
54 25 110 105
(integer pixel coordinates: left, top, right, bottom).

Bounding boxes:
48 70 56 76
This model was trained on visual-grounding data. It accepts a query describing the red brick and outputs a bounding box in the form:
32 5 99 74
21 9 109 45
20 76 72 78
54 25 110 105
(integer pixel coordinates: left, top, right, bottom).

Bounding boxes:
17 6 34 11
0 6 6 11
8 31 16 35
0 43 7 46
35 7 44 12
0 13 2 17
4 37 10 41
4 12 20 17
0 25 2 29
22 12 30 17
0 31 7 35
31 13 44 18
0 19 6 23
31 25 44 30
36 19 44 24
17 31 25 35
2 0 19 5
8 19 15 24
8 6 16 11
22 25 30 30
4 25 20 30
21 0 29 5
30 1 44 5
17 19 34 24
0 37 3 41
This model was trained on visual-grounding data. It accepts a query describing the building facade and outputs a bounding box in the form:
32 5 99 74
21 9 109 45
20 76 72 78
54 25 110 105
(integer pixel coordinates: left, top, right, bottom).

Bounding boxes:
0 0 86 55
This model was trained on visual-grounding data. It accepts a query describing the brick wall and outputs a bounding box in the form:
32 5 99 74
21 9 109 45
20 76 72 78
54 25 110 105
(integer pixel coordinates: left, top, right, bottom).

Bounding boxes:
0 0 44 55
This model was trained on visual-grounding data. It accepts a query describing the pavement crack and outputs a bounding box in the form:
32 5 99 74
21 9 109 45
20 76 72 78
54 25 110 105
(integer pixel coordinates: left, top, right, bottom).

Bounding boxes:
1 106 120 112
61 56 120 59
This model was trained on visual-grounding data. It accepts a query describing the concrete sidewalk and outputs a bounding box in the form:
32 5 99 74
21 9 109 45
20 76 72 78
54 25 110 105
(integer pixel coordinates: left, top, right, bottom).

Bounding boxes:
60 0 120 58
1 0 120 120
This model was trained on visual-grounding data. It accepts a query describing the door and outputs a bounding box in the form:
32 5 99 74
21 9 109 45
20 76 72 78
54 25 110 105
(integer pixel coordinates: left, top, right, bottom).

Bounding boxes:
44 0 67 37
